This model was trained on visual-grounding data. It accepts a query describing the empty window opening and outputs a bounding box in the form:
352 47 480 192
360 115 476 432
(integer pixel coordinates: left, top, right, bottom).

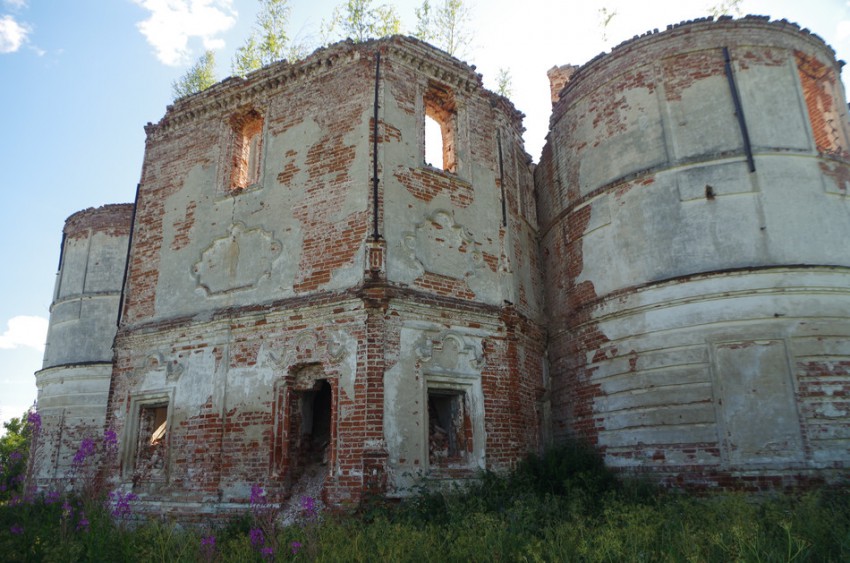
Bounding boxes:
230 109 264 191
428 390 470 465
289 379 332 478
425 115 444 168
134 404 167 481
424 83 457 173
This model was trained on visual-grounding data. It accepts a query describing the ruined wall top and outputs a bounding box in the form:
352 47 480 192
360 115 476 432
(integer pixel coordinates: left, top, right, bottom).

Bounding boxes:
546 64 579 105
550 15 844 125
146 35 525 139
64 203 135 239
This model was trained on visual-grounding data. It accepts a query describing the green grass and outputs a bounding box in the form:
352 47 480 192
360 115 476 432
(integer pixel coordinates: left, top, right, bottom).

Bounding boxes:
2 444 849 562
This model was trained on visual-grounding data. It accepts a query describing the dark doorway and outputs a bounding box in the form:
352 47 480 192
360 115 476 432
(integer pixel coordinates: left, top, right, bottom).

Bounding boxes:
300 379 332 465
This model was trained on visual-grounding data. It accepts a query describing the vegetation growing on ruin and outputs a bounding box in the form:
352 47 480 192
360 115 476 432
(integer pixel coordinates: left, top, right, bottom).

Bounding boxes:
2 427 849 562
176 0 479 98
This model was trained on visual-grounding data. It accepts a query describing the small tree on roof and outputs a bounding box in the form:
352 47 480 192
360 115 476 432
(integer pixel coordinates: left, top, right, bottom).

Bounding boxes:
321 0 402 44
172 50 217 100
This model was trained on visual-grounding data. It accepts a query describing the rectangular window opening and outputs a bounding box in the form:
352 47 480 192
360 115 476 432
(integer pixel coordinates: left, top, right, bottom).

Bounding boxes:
134 404 168 481
428 390 470 466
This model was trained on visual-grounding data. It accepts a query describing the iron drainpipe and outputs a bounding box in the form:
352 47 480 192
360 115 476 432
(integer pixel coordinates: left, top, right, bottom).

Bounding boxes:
497 130 506 226
56 232 67 272
371 52 381 240
116 182 140 328
723 46 756 173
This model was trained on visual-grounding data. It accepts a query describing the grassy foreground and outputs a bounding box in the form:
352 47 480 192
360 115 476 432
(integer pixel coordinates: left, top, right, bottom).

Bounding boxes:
2 444 849 562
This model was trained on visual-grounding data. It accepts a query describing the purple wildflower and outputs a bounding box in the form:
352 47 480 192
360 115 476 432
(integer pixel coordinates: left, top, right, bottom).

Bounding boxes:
300 495 316 517
249 527 265 547
10 524 24 535
76 512 89 532
45 490 61 504
0 484 6 492
260 546 274 559
290 541 302 555
200 534 217 561
62 501 73 518
73 438 97 466
109 491 138 519
9 451 22 462
250 484 265 506
103 428 118 448
27 411 41 433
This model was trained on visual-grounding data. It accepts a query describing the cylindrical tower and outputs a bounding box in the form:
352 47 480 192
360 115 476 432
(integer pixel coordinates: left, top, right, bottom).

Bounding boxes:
537 16 850 488
33 204 133 483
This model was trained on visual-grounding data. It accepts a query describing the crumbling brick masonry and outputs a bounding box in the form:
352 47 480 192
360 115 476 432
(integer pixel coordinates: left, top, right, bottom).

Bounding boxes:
34 17 850 516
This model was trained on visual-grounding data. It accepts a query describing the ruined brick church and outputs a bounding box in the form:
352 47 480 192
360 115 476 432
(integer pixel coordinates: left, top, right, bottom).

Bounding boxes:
33 17 850 515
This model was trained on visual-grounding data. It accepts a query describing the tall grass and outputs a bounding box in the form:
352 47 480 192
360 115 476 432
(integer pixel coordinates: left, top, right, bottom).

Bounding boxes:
2 441 849 561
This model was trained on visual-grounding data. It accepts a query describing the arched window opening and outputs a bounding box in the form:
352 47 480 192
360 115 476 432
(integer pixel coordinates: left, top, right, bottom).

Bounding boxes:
424 82 457 173
229 109 264 191
425 114 444 168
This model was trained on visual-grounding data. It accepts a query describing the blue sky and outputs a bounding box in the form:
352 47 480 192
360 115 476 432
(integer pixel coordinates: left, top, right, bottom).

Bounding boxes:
1 0 849 432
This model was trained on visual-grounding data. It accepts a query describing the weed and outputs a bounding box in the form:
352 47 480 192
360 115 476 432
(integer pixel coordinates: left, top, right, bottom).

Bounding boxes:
2 439 849 561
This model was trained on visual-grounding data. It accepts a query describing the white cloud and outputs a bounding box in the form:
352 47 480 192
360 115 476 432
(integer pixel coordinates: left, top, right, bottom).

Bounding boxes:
838 20 850 42
133 0 237 66
0 14 29 53
0 315 48 352
3 0 28 10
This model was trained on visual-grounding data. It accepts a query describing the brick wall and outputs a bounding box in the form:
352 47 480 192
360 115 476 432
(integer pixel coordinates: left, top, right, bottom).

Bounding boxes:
538 17 850 487
40 19 850 510
98 37 545 512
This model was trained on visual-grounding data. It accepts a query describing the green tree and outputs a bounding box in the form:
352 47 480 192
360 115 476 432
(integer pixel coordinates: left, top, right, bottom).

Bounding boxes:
171 50 217 100
322 0 401 44
708 0 743 17
598 6 617 42
0 408 35 500
232 0 307 77
233 35 263 78
495 67 512 98
414 0 433 42
413 0 473 58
